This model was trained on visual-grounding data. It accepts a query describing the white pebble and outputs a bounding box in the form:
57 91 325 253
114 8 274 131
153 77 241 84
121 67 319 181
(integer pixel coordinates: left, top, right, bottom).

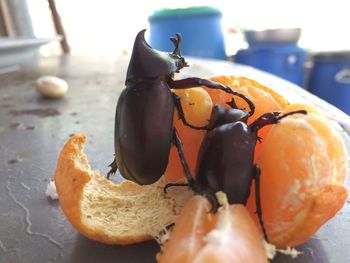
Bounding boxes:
46 180 58 200
36 75 68 98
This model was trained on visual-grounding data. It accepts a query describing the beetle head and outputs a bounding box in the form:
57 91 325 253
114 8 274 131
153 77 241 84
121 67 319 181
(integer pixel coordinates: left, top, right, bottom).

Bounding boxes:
250 112 281 132
207 104 249 130
126 30 188 82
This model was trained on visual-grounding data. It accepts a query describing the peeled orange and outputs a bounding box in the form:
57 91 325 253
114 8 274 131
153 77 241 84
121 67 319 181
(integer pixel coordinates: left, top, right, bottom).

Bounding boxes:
166 76 348 248
248 103 348 247
165 76 288 182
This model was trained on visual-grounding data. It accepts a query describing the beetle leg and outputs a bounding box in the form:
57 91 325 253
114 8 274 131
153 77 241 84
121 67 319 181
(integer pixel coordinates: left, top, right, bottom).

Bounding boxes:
172 128 197 186
172 92 208 130
106 158 118 179
205 193 221 213
163 183 189 193
253 165 269 241
164 129 199 190
256 135 263 143
164 184 220 214
165 129 220 212
169 77 255 116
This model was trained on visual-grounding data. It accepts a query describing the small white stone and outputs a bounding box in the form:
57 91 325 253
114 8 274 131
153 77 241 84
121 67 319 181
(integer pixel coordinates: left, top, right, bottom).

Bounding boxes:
36 75 68 98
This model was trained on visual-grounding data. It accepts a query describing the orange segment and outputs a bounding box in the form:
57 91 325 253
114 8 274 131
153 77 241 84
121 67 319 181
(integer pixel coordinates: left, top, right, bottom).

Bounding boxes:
230 76 289 111
165 88 213 182
194 205 268 263
157 196 213 263
159 195 268 263
251 103 348 247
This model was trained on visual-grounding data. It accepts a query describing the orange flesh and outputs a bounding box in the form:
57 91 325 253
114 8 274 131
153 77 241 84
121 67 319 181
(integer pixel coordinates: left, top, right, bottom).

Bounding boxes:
248 104 348 247
157 196 213 263
194 205 268 263
159 196 268 263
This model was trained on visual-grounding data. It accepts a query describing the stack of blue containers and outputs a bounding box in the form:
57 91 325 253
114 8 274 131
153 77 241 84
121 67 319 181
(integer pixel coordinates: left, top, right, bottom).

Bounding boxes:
148 6 226 60
234 29 306 87
308 51 350 115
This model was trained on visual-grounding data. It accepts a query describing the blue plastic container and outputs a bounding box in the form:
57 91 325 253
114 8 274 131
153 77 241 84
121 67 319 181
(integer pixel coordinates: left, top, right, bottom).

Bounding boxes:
148 6 226 60
234 44 306 86
308 51 350 115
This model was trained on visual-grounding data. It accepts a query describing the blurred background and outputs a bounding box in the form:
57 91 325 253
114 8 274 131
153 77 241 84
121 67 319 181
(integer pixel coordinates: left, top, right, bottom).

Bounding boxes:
1 0 350 113
26 0 350 57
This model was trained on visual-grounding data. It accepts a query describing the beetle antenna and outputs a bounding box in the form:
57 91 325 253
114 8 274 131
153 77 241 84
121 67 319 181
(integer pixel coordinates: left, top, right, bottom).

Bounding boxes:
164 183 189 193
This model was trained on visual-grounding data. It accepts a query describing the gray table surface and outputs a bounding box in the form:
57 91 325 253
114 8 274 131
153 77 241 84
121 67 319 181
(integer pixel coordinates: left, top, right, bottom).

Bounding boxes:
0 55 349 263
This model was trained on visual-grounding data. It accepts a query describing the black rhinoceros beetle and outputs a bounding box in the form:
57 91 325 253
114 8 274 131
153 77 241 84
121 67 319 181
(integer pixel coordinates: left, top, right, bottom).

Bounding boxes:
108 30 255 185
194 104 306 239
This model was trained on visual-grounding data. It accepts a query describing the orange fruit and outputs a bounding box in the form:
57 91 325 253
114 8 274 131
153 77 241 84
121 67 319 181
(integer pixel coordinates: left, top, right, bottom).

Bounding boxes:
166 76 348 248
165 87 213 182
247 103 348 247
166 76 289 182
158 195 268 263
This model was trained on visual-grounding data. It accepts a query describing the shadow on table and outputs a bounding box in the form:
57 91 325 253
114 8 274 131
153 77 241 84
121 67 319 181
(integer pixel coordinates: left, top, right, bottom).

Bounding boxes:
69 234 159 263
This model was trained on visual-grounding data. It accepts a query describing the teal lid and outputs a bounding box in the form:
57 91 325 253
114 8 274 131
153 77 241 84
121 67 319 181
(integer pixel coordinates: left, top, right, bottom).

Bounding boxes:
149 6 222 21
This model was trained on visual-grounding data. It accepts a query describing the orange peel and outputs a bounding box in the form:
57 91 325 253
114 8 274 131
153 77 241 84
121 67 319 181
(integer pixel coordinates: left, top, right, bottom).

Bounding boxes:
54 134 193 245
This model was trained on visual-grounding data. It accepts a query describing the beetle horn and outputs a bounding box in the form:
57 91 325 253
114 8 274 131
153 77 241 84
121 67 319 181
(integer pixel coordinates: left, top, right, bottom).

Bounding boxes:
170 33 182 56
226 98 238 109
126 29 181 82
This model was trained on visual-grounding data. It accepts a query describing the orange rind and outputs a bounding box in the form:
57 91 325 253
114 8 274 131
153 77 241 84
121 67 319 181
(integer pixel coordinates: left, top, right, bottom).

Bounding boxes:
54 134 193 245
